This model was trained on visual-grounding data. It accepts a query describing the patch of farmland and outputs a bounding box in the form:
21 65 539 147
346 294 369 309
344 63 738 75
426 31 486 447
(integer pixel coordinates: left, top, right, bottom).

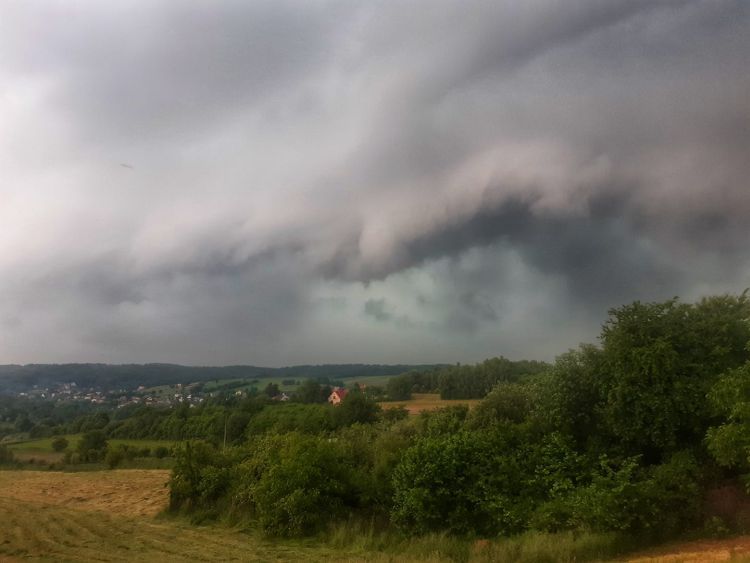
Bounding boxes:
378 393 482 414
0 470 366 562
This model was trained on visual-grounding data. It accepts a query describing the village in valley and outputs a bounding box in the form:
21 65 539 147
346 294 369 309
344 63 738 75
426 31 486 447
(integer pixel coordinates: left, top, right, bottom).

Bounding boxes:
11 377 366 410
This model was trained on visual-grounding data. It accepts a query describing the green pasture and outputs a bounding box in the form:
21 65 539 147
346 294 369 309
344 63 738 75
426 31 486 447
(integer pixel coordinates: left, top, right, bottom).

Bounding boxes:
7 434 177 453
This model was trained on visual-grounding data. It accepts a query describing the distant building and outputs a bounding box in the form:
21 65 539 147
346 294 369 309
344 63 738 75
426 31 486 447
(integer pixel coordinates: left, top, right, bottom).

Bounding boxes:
328 387 349 405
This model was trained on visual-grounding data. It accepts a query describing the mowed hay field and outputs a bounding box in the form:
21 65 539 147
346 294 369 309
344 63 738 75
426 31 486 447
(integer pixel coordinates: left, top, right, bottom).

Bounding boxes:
0 470 367 562
378 393 482 415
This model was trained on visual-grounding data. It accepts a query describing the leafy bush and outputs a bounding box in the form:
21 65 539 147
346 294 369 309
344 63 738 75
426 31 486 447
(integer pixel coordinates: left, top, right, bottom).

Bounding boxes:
77 430 108 462
169 441 226 510
51 436 69 452
391 430 533 535
105 446 125 469
232 433 358 536
0 444 14 464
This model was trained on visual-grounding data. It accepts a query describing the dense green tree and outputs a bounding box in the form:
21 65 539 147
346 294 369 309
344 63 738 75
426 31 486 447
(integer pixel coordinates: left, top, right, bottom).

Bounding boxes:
599 295 750 460
467 381 535 429
0 444 14 464
232 433 357 536
51 436 69 452
333 390 381 426
386 375 413 400
77 429 108 462
706 360 750 471
536 345 606 448
296 379 329 403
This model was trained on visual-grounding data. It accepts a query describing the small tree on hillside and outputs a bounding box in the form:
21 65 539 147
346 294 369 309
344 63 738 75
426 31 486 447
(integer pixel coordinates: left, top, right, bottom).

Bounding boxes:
51 436 69 452
77 430 108 462
334 390 381 426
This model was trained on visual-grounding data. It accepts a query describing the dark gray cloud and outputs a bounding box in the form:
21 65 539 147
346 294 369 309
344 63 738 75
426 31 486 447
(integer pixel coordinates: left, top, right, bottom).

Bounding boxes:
364 299 392 323
1 0 749 364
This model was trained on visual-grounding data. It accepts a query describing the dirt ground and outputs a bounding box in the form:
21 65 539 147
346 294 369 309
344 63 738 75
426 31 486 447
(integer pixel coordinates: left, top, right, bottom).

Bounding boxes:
0 469 170 517
625 537 750 562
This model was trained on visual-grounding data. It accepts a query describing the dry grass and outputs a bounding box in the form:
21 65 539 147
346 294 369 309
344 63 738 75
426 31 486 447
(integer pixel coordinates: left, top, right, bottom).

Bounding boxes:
379 393 482 415
0 469 170 517
0 469 381 562
626 537 750 562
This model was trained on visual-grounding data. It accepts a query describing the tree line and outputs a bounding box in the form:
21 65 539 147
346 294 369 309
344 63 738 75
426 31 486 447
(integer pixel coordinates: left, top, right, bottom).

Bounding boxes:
386 357 549 400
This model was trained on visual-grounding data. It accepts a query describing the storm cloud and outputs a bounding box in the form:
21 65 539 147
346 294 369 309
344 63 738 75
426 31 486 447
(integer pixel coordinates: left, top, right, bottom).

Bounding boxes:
1 0 748 365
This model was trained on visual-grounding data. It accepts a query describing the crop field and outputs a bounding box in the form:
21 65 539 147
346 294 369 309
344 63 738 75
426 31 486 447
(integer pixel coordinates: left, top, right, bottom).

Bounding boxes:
378 393 482 415
0 470 373 562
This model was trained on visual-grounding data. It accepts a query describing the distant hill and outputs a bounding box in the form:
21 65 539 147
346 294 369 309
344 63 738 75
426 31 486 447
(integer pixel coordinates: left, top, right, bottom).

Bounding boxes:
0 363 446 393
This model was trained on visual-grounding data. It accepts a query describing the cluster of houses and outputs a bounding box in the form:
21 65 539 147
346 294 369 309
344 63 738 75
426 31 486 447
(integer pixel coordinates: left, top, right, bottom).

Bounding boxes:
14 380 362 409
17 382 108 404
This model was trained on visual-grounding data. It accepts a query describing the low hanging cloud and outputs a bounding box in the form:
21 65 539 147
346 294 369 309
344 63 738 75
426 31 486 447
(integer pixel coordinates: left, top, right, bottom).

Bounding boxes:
1 0 748 365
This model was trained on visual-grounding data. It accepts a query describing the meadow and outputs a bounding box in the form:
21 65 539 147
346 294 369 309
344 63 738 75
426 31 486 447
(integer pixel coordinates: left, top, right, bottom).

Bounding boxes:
5 434 177 465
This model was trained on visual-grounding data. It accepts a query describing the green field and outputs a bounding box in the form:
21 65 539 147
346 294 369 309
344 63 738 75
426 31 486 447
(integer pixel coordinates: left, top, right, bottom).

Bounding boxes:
5 435 177 465
144 373 399 397
7 434 177 453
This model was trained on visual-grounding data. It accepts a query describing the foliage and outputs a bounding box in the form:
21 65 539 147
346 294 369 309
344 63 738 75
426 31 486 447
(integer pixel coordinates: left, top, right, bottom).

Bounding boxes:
0 444 14 464
235 433 356 536
467 381 535 429
385 375 413 400
438 357 549 399
332 390 381 426
706 361 750 471
77 429 108 462
599 295 750 461
295 379 331 403
51 436 69 452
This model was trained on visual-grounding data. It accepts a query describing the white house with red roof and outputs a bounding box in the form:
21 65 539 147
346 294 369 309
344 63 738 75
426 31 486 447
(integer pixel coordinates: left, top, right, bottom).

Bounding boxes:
327 387 349 405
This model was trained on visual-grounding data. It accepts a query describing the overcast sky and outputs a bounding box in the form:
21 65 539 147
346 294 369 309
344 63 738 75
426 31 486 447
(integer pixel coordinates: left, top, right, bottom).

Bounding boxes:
1 1 748 366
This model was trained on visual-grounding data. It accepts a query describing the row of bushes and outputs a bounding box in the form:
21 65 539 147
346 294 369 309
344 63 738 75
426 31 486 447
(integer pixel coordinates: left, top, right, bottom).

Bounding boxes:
169 411 703 539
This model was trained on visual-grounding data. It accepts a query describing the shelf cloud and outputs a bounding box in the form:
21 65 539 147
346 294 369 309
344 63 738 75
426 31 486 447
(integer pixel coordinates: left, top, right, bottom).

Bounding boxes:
1 0 748 365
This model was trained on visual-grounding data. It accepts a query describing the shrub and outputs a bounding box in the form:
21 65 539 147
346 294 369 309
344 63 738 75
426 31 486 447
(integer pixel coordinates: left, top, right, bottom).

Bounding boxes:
105 446 125 469
232 433 358 536
169 441 224 510
333 390 381 427
51 436 69 452
77 430 108 462
391 431 505 535
0 444 14 464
